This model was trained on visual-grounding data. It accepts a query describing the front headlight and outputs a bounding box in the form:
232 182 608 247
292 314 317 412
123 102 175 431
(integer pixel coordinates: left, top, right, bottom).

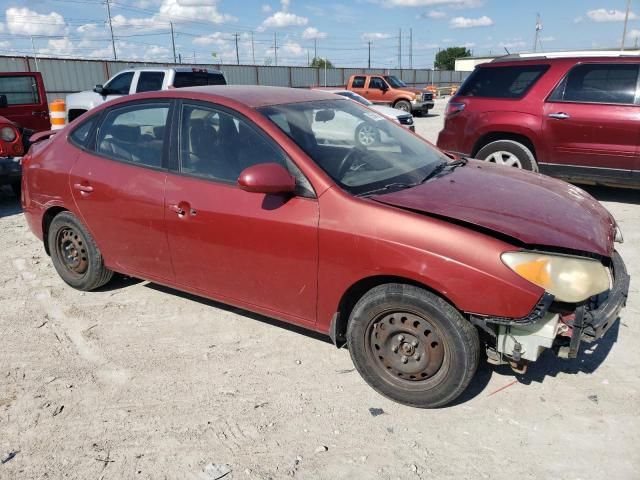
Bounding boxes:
501 251 611 303
1 126 17 142
414 93 421 101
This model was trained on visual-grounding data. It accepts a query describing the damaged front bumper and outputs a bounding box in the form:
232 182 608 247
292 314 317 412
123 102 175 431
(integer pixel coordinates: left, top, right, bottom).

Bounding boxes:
473 251 629 368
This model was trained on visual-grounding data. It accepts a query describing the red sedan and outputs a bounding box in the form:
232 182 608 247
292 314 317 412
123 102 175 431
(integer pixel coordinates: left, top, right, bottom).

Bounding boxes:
21 86 629 408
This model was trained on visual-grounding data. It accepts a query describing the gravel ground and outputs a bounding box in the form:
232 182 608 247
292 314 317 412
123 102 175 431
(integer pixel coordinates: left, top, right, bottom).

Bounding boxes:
1 99 639 480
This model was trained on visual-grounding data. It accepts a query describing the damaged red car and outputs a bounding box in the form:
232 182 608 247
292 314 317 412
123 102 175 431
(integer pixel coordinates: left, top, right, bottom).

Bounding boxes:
21 86 629 408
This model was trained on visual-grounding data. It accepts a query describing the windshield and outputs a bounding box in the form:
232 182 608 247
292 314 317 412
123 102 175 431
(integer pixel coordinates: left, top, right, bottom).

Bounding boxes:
258 99 447 196
335 91 372 106
384 76 407 88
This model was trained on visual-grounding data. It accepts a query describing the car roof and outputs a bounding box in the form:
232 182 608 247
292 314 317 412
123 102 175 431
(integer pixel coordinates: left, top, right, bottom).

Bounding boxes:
483 55 640 68
167 85 346 108
117 67 224 74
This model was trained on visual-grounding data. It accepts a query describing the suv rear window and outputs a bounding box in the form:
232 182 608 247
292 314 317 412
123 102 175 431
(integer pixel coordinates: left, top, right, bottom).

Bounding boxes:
458 65 549 99
173 72 226 88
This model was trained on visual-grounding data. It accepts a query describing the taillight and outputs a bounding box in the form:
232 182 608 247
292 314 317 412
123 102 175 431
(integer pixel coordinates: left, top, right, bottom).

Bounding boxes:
446 101 466 118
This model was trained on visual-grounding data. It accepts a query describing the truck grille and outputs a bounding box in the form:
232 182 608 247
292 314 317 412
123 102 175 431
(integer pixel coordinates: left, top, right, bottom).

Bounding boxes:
422 92 433 102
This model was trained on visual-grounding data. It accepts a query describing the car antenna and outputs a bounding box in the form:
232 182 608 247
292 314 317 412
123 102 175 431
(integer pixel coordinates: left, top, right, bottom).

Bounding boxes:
503 47 510 55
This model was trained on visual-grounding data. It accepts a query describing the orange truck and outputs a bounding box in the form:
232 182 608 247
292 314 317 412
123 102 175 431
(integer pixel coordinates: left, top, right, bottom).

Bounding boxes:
345 74 434 115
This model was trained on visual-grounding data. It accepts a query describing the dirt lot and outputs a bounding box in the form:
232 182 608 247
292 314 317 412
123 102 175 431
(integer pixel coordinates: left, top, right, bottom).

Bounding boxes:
1 100 639 480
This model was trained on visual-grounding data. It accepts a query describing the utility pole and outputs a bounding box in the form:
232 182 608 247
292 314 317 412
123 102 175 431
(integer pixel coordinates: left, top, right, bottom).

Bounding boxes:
307 49 310 66
274 32 278 66
251 31 256 64
170 21 176 63
233 33 240 65
193 51 196 64
368 41 371 68
533 13 542 52
409 28 413 69
30 36 39 70
314 38 318 60
622 0 632 50
105 0 117 60
398 28 402 69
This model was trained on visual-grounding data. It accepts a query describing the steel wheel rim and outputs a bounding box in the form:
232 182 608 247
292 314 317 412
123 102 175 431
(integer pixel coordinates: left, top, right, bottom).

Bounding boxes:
358 125 377 146
55 227 88 276
366 310 445 384
395 103 410 112
485 151 522 168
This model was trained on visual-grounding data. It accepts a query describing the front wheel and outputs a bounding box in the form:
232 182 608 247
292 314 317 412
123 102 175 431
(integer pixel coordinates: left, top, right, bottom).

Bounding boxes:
393 100 411 113
347 284 479 408
355 123 380 147
48 211 113 291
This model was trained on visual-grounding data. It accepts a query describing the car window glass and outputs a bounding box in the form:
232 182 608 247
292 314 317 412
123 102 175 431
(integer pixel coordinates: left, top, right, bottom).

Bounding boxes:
173 72 226 87
179 105 314 196
0 75 39 105
369 77 385 90
458 65 549 98
136 72 165 93
69 116 97 148
96 103 169 168
557 64 639 104
352 76 366 88
105 72 134 95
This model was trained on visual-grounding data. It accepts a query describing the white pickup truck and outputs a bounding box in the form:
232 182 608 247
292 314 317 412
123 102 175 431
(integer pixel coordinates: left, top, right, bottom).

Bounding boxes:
66 67 226 122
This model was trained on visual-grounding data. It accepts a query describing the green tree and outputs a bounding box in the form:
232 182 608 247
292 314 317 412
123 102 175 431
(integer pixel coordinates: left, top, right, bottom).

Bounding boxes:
434 47 471 70
310 57 334 68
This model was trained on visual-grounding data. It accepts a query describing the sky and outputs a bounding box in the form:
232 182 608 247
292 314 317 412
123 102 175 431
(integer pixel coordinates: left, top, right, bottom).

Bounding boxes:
0 0 638 68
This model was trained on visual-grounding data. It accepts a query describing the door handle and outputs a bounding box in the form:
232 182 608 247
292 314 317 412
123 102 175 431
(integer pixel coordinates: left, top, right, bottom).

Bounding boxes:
32 111 48 117
168 204 185 216
548 112 570 120
73 183 94 194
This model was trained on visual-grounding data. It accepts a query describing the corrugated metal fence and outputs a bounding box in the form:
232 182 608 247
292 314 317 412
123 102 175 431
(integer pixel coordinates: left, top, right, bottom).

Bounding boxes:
0 55 470 99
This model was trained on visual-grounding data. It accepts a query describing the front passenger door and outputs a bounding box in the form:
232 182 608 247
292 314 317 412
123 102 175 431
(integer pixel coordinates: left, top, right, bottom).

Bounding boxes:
164 102 319 325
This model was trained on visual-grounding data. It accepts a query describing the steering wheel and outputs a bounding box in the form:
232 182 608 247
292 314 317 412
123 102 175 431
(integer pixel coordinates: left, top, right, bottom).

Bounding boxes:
336 147 366 180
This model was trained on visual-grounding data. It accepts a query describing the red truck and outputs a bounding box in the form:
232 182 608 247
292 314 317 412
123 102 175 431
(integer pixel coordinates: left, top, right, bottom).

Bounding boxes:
346 74 434 115
0 71 49 196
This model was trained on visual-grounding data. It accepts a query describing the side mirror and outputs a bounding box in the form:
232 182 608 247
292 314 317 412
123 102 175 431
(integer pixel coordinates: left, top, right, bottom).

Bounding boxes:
93 84 106 95
315 109 335 122
0 95 8 109
238 163 296 194
381 84 389 92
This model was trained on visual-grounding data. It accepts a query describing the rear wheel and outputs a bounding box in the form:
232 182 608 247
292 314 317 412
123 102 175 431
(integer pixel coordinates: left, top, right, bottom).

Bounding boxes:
394 100 411 113
476 139 538 171
347 284 480 408
48 211 113 291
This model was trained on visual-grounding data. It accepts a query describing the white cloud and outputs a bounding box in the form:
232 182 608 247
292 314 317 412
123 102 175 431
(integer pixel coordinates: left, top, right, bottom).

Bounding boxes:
302 27 327 39
498 39 526 49
540 35 555 42
450 15 493 28
282 41 304 56
627 29 640 39
361 32 392 41
261 11 308 28
193 32 229 47
6 7 68 36
39 37 75 56
423 10 447 19
586 9 637 22
281 0 291 10
262 4 272 12
382 0 482 7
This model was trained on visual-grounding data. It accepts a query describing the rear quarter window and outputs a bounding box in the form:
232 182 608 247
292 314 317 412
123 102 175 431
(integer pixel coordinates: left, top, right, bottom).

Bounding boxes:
458 64 549 99
173 72 226 88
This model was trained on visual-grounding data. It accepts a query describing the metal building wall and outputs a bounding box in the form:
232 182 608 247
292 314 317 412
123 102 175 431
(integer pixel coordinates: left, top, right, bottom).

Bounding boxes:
0 55 469 99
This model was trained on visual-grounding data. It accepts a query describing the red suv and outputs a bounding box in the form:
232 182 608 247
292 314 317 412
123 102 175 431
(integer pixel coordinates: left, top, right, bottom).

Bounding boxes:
437 55 640 188
22 86 629 408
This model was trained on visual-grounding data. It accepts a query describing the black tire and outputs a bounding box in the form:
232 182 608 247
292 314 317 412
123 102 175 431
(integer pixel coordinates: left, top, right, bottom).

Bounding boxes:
10 181 21 199
476 139 538 171
355 123 380 147
48 211 113 291
347 283 479 408
393 100 411 113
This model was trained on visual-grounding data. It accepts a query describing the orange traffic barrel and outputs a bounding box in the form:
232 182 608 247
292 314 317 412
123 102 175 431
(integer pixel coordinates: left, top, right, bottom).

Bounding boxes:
49 99 66 130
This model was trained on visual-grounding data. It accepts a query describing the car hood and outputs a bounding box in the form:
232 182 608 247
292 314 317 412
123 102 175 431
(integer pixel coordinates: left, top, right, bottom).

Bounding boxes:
370 104 408 120
399 87 422 95
370 161 616 257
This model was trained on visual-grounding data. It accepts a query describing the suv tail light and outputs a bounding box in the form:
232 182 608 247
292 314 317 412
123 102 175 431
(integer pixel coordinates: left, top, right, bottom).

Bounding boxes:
446 101 466 118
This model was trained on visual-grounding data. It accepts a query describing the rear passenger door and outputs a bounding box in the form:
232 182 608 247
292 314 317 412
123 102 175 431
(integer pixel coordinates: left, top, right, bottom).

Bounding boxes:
542 63 640 173
69 101 175 281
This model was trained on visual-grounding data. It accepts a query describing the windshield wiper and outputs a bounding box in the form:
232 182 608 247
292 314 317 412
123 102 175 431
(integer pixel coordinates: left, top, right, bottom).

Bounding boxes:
421 157 468 182
357 182 420 197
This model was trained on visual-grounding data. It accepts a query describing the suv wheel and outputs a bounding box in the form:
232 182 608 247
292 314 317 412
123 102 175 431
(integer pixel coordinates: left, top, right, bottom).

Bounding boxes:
476 139 538 171
347 283 480 408
394 100 411 113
